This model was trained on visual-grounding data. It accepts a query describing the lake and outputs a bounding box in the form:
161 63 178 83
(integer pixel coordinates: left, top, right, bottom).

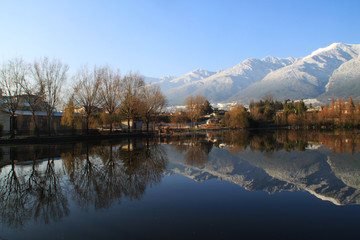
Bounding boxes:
1 130 360 239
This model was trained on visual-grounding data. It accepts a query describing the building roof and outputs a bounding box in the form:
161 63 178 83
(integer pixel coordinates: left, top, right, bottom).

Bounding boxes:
0 110 63 117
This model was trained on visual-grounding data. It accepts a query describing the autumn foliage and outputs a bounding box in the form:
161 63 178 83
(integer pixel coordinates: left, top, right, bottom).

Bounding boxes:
224 97 360 129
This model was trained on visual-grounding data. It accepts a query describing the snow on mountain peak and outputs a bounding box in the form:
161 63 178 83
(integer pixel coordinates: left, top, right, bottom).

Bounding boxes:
152 42 360 105
308 42 360 59
160 75 176 81
183 68 215 79
193 68 204 72
309 42 343 56
166 68 216 86
262 56 278 63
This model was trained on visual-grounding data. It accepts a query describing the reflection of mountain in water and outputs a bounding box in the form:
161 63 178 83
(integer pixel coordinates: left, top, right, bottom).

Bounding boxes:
166 130 360 205
1 130 360 229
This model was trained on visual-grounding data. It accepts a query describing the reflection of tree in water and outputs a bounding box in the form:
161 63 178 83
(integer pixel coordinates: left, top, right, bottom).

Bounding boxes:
219 130 308 153
143 139 168 186
25 146 69 224
98 143 125 207
2 130 358 229
172 130 360 156
172 141 188 154
0 139 168 228
118 139 168 201
0 145 69 228
249 133 282 152
171 135 213 167
0 161 28 228
222 130 250 153
65 143 107 210
30 158 69 224
63 139 168 210
119 141 148 201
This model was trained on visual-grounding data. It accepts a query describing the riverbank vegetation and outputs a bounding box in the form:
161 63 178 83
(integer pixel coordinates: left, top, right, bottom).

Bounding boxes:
223 97 360 129
0 57 166 138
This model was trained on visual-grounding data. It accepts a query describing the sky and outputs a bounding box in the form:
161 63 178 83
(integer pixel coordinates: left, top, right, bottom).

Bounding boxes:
1 0 360 78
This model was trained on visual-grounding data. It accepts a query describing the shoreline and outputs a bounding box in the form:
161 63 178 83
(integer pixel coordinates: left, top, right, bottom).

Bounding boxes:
0 127 358 145
0 132 156 145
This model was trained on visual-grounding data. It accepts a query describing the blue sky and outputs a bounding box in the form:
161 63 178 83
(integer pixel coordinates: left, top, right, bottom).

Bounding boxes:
1 0 359 77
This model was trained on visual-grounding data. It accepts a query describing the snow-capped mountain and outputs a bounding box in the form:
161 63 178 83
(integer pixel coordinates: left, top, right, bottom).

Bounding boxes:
149 68 216 93
231 43 360 103
151 42 360 105
144 75 176 86
171 68 216 84
319 54 360 101
164 57 296 105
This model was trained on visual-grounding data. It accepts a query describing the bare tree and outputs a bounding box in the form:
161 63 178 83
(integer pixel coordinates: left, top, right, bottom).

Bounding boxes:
185 95 207 128
120 72 145 132
171 110 189 129
139 84 167 131
73 66 102 134
21 72 45 136
33 57 68 136
0 58 28 138
98 65 122 133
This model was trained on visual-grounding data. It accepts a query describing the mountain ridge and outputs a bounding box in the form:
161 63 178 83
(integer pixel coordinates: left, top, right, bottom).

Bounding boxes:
148 42 360 105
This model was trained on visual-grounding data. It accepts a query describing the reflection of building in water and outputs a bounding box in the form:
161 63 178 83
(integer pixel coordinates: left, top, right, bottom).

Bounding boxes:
120 139 143 151
0 144 76 167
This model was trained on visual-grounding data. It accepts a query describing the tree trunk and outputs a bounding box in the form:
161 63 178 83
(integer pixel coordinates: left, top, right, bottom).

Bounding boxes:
32 113 40 137
127 117 131 132
10 115 16 138
72 120 75 135
48 115 52 136
86 115 89 135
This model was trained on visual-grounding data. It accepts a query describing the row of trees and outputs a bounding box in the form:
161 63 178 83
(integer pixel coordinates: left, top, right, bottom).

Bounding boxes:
0 57 68 137
65 66 166 134
318 97 360 127
275 98 360 128
0 57 167 137
224 97 360 129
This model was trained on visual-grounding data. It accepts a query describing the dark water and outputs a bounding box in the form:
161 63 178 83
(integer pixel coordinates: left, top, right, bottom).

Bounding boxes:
1 130 360 240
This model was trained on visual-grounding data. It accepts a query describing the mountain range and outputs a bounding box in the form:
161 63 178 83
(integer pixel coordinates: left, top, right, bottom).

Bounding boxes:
147 43 360 106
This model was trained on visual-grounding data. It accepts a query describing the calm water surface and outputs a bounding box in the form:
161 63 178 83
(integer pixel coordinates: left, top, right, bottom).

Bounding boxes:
1 130 360 239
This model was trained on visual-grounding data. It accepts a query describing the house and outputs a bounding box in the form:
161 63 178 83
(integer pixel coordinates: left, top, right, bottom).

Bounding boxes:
0 92 77 135
0 110 11 133
0 109 69 135
121 119 143 131
206 119 218 126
